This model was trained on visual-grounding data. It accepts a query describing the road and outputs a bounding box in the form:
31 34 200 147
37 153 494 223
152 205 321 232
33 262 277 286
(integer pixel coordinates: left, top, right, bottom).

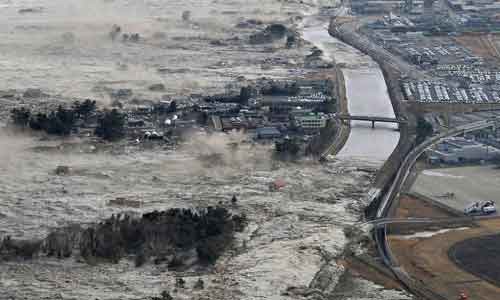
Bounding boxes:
332 20 429 79
373 119 499 299
376 119 497 218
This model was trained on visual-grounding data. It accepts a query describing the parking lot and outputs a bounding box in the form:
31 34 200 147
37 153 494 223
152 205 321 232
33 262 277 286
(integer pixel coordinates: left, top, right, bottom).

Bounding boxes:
369 30 482 66
435 64 500 83
411 165 500 215
402 80 500 103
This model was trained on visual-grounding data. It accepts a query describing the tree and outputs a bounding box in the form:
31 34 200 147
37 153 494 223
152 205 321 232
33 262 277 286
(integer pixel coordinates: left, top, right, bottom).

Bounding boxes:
45 106 76 135
10 107 31 127
29 112 49 131
196 236 225 264
416 117 433 144
175 277 186 288
239 86 253 105
95 109 126 141
275 137 301 157
73 99 96 121
168 100 177 113
193 278 204 290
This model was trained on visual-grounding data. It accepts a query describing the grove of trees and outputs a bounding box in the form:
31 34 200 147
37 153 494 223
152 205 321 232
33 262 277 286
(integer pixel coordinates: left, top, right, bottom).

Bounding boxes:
95 109 126 141
0 207 247 267
10 99 97 136
10 100 128 141
275 137 302 159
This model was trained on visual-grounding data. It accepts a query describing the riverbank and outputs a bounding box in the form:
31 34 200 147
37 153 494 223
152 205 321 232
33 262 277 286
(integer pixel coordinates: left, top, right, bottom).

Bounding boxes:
321 66 350 157
326 17 414 192
302 18 400 163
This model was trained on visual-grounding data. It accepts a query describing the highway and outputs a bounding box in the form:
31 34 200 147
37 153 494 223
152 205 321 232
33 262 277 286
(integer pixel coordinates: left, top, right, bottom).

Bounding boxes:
364 214 500 227
376 119 498 219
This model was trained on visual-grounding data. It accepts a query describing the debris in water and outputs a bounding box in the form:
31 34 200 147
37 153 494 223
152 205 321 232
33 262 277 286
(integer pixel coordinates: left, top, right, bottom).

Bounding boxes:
54 165 71 176
269 178 286 191
108 197 142 208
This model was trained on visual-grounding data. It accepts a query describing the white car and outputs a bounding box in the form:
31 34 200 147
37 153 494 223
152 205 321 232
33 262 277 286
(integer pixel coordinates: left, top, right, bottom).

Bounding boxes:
464 201 496 215
482 201 496 214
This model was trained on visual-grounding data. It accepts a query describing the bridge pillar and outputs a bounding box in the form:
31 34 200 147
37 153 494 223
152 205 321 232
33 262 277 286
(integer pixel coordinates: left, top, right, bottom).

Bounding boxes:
371 121 375 129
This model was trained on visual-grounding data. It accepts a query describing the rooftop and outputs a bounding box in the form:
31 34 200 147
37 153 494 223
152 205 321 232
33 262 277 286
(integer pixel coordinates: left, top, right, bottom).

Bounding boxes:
256 127 281 135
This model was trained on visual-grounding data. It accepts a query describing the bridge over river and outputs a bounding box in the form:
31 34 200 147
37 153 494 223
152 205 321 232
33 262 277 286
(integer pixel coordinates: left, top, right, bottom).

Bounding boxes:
302 19 400 161
333 114 407 128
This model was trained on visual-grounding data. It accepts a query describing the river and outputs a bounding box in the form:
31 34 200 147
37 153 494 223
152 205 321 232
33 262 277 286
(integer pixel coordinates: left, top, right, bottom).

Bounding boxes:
302 19 400 162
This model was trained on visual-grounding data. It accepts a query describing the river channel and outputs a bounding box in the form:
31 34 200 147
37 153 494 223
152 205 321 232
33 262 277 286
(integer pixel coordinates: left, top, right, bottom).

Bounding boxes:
302 19 400 162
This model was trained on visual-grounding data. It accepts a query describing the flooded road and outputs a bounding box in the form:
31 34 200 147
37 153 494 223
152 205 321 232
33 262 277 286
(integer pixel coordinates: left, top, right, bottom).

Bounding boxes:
302 20 400 162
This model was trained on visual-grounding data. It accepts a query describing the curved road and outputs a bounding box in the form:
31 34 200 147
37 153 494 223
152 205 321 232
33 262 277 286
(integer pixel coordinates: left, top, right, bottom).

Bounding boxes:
374 119 498 299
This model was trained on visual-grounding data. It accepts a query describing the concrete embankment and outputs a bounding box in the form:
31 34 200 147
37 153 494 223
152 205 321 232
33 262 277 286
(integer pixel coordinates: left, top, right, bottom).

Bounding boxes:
331 67 351 155
320 67 350 157
303 19 403 205
302 28 350 158
327 18 415 201
304 22 400 162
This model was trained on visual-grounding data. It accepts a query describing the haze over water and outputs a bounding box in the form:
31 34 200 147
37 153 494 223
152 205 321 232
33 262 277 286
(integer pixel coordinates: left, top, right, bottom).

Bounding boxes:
0 1 407 299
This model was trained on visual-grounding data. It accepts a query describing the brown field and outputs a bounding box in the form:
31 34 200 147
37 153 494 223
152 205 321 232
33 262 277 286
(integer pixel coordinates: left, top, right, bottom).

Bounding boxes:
388 219 500 300
394 194 458 219
450 233 500 287
454 34 500 62
340 256 405 291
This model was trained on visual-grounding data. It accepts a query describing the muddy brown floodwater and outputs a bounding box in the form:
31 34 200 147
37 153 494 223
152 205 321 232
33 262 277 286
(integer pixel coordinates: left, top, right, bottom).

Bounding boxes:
0 0 412 299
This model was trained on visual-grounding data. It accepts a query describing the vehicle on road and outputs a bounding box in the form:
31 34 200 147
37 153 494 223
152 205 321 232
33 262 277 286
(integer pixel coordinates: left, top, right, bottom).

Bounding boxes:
464 200 496 215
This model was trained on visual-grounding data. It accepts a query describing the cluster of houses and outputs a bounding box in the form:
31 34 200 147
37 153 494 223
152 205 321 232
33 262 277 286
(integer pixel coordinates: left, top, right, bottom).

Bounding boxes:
119 79 335 143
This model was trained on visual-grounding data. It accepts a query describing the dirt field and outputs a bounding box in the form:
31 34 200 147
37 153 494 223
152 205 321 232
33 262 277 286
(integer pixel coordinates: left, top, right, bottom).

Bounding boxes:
388 219 500 300
340 256 405 291
454 34 500 62
394 194 457 219
450 233 500 288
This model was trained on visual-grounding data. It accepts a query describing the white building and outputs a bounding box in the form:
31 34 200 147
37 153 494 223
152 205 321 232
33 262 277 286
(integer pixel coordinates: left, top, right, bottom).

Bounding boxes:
426 137 500 164
293 113 328 130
